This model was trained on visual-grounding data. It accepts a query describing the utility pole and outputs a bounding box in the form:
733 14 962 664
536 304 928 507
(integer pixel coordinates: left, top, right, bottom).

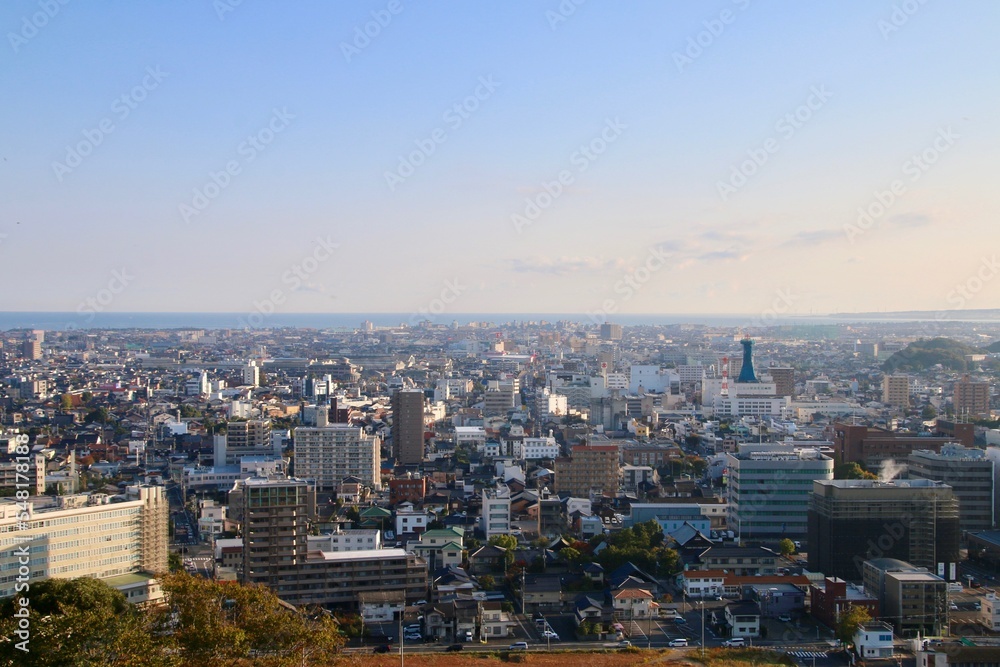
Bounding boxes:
701 600 705 657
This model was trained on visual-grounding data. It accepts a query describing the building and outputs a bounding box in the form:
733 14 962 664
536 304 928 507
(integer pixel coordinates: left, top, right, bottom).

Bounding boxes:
907 445 994 532
21 338 41 360
862 558 947 637
388 476 427 505
480 484 511 540
918 646 1000 666
768 367 795 397
293 424 382 491
483 381 518 418
726 445 833 540
242 362 260 387
883 375 911 408
600 323 623 341
0 485 168 598
954 375 990 418
307 528 381 552
724 600 761 638
736 338 759 384
238 477 426 609
854 621 895 660
554 444 620 498
809 577 879 630
808 479 960 581
829 422 957 467
215 419 276 466
392 388 425 465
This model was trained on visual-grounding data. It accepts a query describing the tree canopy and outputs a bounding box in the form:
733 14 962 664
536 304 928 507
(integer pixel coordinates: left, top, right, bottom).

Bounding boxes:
593 520 680 577
0 574 344 667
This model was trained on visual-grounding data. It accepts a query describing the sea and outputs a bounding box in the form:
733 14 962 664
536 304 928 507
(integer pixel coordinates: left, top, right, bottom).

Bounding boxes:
0 311 993 331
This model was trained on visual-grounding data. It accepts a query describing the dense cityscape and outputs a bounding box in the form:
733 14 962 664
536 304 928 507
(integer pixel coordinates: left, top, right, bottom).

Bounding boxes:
4 318 1000 665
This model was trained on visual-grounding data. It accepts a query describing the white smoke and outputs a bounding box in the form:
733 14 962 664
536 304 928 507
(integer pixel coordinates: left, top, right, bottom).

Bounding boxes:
879 458 906 483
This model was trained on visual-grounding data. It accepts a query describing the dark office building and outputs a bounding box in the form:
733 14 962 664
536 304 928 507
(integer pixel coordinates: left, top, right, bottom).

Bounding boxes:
807 479 960 582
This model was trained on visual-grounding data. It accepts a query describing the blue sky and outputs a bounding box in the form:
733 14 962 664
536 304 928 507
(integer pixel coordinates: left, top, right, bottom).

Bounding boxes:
2 1 998 319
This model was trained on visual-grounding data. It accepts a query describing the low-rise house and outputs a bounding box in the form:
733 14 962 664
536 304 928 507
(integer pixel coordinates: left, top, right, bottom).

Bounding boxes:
479 600 516 640
359 590 405 623
613 587 655 619
724 600 761 638
523 573 562 612
854 621 894 660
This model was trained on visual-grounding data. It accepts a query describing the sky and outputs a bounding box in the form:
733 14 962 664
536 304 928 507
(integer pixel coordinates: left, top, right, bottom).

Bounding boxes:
2 1 999 321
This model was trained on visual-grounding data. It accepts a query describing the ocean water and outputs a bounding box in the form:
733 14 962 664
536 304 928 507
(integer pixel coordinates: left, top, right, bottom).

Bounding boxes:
0 311 976 331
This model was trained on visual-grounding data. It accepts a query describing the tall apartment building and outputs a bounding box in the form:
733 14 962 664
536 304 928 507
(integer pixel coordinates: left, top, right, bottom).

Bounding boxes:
480 484 512 540
954 375 990 417
20 338 41 360
808 479 960 581
726 445 834 540
768 367 795 397
600 323 623 341
392 388 424 465
882 375 910 408
214 419 278 466
907 445 995 532
554 444 620 498
242 362 260 387
238 477 425 609
293 424 382 490
0 485 168 598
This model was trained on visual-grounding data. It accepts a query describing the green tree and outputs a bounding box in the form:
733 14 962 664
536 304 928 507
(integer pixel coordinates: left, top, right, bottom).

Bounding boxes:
834 462 877 480
559 547 582 565
479 574 496 591
169 551 183 573
489 534 518 551
778 538 796 557
837 605 872 645
60 393 73 410
922 404 938 420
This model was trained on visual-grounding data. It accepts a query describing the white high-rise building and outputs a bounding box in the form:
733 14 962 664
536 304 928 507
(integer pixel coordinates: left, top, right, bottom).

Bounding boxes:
480 484 512 539
294 425 382 490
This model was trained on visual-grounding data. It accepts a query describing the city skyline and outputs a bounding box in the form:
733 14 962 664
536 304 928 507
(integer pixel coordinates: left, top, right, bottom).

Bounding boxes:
3 1 998 318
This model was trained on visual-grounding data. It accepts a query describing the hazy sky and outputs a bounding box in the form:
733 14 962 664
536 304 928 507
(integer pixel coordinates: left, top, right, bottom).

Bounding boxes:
3 1 998 320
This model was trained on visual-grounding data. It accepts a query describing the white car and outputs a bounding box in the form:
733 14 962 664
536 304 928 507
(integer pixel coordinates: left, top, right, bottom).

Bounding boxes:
668 638 688 647
542 630 559 640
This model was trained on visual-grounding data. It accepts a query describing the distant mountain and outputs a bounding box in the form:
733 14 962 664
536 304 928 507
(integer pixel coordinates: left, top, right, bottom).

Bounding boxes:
882 338 986 373
832 309 1000 320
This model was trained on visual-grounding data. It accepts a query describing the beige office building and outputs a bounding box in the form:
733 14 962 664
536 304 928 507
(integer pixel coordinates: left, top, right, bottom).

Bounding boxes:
0 485 168 599
882 375 910 408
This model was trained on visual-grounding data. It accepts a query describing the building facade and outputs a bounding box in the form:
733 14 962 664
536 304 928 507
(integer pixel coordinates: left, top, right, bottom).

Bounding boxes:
554 444 620 498
0 485 168 598
392 388 425 465
293 425 381 490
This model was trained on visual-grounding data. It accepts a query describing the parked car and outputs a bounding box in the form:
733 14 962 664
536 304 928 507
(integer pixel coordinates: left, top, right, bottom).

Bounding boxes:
668 638 688 647
445 644 463 652
777 614 792 623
